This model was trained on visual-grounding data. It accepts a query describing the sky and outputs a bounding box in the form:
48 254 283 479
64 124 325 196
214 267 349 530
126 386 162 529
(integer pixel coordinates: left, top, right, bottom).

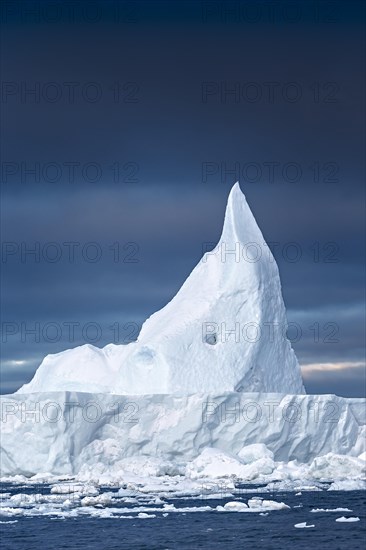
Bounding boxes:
0 0 365 396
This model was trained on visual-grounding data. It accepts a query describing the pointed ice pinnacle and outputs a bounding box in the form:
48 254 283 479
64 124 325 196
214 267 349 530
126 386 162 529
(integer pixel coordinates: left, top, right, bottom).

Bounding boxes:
18 183 305 395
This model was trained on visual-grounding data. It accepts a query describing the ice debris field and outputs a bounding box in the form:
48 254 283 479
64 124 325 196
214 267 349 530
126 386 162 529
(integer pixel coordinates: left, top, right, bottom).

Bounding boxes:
1 184 365 519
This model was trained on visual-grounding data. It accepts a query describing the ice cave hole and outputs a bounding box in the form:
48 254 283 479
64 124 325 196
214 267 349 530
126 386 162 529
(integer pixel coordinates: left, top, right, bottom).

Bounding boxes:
205 333 217 345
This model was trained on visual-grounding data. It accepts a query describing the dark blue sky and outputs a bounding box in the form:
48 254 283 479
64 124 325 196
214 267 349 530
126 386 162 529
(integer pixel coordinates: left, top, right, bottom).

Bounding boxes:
1 0 365 396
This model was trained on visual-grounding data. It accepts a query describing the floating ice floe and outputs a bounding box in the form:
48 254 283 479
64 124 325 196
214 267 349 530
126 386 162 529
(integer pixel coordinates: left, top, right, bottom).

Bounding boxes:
0 520 18 524
327 479 366 491
335 516 360 522
216 498 289 512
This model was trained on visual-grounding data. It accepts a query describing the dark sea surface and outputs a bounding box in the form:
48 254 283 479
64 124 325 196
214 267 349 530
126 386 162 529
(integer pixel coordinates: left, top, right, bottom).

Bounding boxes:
1 483 365 549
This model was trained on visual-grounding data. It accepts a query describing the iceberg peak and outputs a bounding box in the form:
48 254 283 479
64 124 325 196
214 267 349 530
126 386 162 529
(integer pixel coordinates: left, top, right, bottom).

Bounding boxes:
17 183 305 395
220 182 265 249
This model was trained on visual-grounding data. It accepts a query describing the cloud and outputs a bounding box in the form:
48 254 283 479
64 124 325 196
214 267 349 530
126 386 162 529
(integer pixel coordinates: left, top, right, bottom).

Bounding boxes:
301 362 366 398
301 361 365 375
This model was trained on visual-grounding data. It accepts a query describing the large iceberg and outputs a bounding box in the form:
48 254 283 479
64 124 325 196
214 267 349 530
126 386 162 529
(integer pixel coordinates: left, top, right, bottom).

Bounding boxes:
1 183 365 484
16 183 305 395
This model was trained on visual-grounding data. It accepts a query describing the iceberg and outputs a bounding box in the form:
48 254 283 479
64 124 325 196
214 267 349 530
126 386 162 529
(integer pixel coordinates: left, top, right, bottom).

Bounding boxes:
1 183 365 484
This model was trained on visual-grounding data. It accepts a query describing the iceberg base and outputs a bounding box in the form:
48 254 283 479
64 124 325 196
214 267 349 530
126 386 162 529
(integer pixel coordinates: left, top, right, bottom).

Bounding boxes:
1 392 365 482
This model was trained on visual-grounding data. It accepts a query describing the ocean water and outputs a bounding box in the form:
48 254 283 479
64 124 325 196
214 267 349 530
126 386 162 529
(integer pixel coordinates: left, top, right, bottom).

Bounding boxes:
1 483 365 550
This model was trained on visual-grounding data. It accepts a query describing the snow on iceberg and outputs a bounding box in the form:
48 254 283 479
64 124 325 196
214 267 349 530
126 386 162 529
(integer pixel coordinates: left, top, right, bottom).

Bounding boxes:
16 182 304 395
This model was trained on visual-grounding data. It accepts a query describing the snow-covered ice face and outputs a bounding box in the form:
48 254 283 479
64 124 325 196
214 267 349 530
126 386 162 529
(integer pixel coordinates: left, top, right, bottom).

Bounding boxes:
120 183 304 395
17 183 304 395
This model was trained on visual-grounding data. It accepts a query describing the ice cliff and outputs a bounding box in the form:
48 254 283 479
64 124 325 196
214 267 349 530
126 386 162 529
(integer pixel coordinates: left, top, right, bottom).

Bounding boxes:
1 392 365 479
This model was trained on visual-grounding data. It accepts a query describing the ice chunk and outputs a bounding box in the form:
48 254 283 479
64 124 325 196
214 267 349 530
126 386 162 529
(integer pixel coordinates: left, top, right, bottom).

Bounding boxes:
80 495 112 507
310 453 365 481
328 480 366 491
248 498 290 510
217 499 289 512
335 516 360 522
237 444 274 464
223 501 248 511
0 520 18 524
186 448 274 480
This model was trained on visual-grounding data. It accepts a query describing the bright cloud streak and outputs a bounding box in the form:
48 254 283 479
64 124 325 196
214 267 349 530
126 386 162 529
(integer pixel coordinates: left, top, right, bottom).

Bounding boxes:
301 362 365 377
